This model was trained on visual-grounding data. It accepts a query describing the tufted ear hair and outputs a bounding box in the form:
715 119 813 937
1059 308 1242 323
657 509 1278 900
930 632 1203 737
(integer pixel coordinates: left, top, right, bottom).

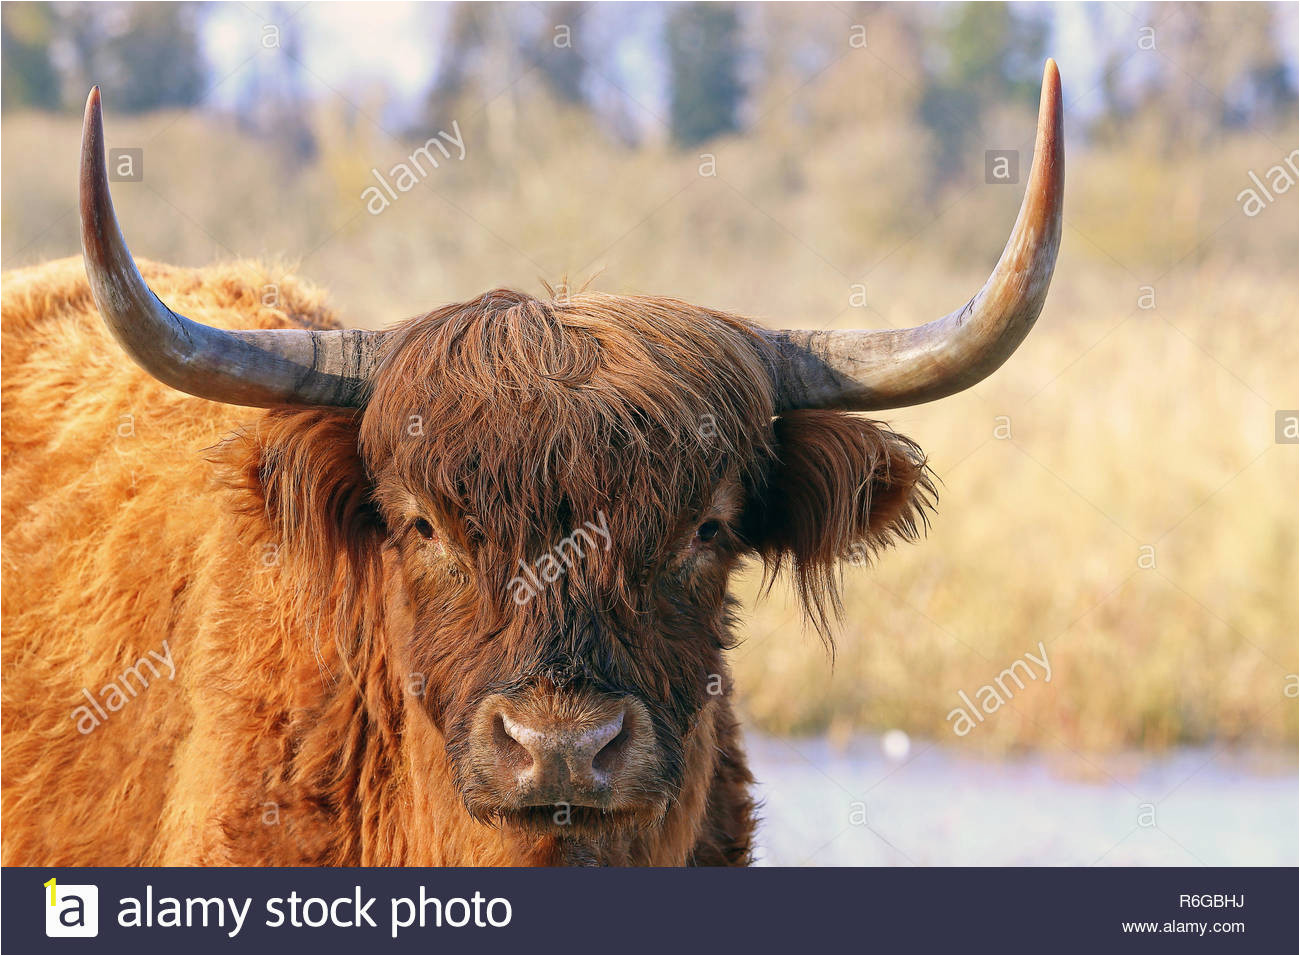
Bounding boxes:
211 409 385 593
744 409 935 640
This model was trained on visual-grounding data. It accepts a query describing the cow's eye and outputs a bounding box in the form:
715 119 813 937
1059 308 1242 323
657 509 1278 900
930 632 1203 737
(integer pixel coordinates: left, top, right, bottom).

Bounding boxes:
413 518 435 540
696 520 721 543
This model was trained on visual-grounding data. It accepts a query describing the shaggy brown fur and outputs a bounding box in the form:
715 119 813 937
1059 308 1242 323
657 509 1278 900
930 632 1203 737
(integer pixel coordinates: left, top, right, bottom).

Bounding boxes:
1 257 932 866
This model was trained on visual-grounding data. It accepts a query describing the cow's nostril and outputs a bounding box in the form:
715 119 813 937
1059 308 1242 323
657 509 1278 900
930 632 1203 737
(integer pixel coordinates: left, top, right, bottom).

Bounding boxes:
592 724 630 775
493 713 532 774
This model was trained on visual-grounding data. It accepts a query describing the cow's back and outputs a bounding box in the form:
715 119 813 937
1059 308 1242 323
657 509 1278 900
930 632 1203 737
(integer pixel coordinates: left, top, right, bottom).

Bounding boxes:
1 258 343 864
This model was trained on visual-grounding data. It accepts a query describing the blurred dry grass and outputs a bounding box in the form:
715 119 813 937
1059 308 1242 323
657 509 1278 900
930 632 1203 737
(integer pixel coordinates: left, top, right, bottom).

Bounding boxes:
3 61 1296 755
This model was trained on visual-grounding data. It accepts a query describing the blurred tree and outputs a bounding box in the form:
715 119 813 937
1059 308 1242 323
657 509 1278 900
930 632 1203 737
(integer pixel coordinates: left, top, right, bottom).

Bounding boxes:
419 4 527 166
528 1 586 106
424 2 479 123
53 2 99 109
574 2 665 147
1 2 61 109
1083 3 1135 136
1080 2 1296 148
424 2 589 119
919 2 1047 179
51 2 207 113
665 2 745 147
86 3 208 112
1144 2 1296 143
236 2 316 161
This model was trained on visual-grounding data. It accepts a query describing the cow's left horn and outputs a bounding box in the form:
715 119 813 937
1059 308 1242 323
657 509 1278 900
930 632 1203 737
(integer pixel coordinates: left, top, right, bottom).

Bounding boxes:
80 87 384 407
767 58 1064 412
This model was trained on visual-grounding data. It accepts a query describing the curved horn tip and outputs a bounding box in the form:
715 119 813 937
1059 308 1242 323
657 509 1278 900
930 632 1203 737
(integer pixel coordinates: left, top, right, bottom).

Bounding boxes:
767 57 1065 413
1040 59 1062 136
1030 57 1064 212
83 86 101 126
76 84 384 409
81 88 104 184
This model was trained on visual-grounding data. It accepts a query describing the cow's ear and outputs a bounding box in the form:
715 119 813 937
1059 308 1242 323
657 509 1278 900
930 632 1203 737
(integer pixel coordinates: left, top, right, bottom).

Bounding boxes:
743 409 934 636
212 409 384 582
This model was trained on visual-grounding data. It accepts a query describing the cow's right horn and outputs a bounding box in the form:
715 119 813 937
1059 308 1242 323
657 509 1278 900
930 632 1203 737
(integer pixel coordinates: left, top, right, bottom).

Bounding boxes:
80 87 384 408
766 58 1064 412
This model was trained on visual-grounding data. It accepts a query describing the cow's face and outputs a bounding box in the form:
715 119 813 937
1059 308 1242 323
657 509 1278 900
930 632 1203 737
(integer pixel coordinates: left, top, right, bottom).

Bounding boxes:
354 290 932 836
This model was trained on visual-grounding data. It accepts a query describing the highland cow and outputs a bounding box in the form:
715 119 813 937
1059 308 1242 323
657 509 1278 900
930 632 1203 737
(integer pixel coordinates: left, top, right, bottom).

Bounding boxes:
0 62 1062 866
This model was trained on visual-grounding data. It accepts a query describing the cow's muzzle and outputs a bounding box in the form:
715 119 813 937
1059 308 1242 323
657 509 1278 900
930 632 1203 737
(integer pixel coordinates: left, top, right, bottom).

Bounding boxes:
465 690 662 823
